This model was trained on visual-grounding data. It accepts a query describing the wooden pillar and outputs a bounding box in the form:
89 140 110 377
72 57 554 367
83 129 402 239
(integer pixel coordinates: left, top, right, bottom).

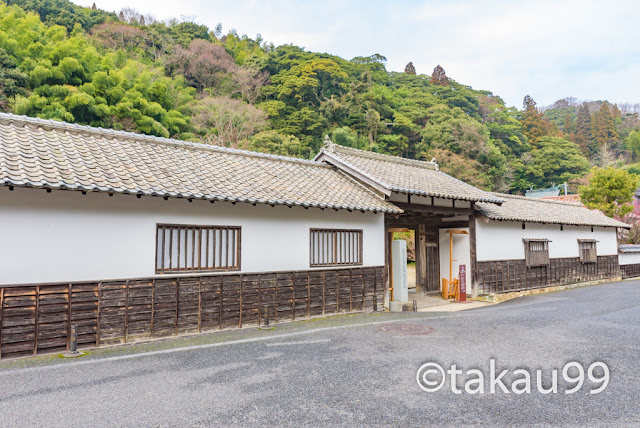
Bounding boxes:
416 224 427 295
469 205 478 296
384 216 390 305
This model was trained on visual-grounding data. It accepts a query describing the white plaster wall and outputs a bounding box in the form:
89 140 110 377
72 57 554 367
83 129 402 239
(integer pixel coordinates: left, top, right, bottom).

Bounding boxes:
0 187 385 285
475 219 618 261
438 228 470 288
619 252 640 265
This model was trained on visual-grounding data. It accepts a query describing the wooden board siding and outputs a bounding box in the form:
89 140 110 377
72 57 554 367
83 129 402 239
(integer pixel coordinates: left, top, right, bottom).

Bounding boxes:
476 255 619 295
620 263 640 279
0 266 383 360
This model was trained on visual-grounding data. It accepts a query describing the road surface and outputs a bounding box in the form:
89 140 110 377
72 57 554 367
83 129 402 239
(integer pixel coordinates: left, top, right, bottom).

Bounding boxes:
1 280 639 427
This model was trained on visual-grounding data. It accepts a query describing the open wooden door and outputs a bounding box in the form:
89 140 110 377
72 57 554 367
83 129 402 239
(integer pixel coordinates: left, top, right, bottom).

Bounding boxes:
424 242 440 293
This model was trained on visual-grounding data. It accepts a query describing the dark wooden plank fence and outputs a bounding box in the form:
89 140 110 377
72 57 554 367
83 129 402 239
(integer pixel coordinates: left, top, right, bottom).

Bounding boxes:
477 255 619 295
0 266 383 360
620 263 640 279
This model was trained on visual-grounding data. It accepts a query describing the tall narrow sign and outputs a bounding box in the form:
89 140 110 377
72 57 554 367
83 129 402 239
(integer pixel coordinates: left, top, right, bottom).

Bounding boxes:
457 265 467 302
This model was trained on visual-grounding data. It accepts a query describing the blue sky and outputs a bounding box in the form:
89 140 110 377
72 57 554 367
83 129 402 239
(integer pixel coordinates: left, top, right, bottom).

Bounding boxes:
74 0 640 109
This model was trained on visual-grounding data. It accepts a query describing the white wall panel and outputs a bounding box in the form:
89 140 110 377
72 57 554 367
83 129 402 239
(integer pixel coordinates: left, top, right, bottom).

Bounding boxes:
0 187 385 285
475 218 618 261
438 228 470 287
619 252 640 265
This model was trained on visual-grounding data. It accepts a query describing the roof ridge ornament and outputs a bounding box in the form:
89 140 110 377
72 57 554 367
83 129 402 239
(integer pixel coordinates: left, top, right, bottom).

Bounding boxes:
324 135 335 152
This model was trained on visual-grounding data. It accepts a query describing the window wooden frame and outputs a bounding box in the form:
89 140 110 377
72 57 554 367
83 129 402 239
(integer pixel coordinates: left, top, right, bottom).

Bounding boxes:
578 239 598 264
156 224 241 274
310 229 363 267
523 239 550 267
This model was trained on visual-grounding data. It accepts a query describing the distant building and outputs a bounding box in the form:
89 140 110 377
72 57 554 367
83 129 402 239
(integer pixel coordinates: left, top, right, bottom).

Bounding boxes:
618 244 640 278
525 186 561 198
540 194 581 203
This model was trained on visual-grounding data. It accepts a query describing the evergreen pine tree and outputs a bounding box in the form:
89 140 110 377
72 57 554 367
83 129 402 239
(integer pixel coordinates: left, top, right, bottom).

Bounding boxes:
574 104 592 156
404 62 416 75
431 65 448 86
521 95 548 146
563 114 573 138
612 103 622 119
593 102 618 148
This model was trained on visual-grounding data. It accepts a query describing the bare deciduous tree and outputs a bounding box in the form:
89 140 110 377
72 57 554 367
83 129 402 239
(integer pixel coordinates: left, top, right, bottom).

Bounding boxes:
117 8 157 25
91 23 167 61
167 40 237 91
619 103 640 115
189 96 268 149
233 67 269 104
594 141 616 167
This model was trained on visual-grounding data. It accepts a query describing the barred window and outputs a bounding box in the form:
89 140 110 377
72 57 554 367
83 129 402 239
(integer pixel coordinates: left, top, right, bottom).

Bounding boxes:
310 229 362 267
524 239 550 267
156 224 241 274
578 239 597 263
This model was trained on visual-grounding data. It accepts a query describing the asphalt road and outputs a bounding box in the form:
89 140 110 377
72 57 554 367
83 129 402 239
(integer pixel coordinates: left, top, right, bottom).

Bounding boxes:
1 280 639 427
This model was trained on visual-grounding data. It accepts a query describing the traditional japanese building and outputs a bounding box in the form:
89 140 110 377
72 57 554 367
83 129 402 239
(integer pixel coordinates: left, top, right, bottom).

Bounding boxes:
0 113 630 358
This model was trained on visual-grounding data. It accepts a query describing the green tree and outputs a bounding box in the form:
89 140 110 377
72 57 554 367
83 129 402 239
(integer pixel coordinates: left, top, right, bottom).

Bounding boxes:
625 130 640 160
6 0 116 31
270 58 348 105
0 48 28 111
519 137 590 189
563 114 573 136
330 126 363 148
247 130 309 158
579 167 638 218
169 21 210 46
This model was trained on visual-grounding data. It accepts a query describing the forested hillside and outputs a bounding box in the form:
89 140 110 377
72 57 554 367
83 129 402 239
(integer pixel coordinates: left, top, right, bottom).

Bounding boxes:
1 0 639 194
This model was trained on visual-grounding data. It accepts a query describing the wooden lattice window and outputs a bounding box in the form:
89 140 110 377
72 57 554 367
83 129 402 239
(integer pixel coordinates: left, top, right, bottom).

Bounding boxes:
578 239 597 263
310 229 362 267
156 224 241 274
524 239 550 267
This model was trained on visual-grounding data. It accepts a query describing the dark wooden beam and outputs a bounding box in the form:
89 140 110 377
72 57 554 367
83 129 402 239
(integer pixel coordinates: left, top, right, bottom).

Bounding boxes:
435 221 471 229
393 202 474 216
416 224 426 295
469 204 478 295
386 217 469 229
384 216 390 307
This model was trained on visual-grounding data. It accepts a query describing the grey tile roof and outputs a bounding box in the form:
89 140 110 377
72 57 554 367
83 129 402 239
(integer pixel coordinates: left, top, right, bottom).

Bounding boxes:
0 113 401 213
316 143 504 204
619 244 640 253
476 193 630 229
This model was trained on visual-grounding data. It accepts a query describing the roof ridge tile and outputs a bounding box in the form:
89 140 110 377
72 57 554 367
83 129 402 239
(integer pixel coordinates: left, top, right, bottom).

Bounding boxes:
491 192 583 207
326 142 439 170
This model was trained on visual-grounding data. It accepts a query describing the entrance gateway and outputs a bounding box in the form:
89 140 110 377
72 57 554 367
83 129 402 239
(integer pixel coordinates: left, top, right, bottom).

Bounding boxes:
385 196 476 305
315 142 505 308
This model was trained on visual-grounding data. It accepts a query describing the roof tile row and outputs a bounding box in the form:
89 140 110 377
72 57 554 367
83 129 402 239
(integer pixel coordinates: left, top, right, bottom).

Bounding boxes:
0 113 401 213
